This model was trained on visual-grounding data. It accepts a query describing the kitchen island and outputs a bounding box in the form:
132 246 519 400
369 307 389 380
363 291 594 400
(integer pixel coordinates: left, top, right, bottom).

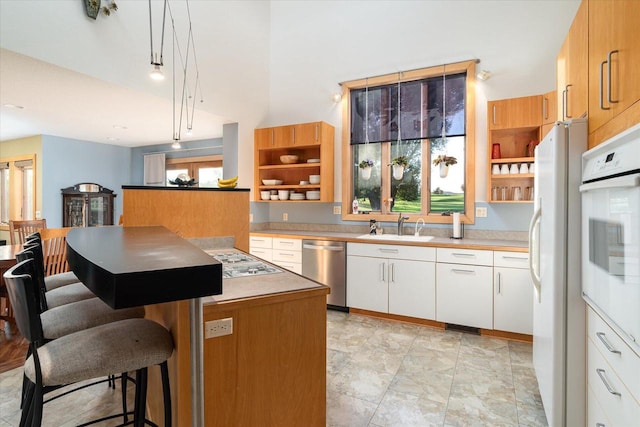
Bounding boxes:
145 248 330 427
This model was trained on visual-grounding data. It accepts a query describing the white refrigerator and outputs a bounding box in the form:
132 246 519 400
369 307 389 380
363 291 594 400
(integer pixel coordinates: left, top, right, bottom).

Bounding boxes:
529 118 586 427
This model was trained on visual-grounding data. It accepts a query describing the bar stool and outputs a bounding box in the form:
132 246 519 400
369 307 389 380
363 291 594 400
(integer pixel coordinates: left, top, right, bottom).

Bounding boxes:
24 232 80 291
18 245 94 311
4 259 174 427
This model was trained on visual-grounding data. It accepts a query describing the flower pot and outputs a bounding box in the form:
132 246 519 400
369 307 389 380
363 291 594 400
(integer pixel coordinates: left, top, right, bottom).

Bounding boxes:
439 163 449 178
392 165 404 180
360 166 372 180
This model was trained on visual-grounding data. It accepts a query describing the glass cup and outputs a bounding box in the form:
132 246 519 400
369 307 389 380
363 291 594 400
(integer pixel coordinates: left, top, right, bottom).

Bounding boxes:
512 186 522 201
526 186 534 201
500 186 508 200
491 186 499 201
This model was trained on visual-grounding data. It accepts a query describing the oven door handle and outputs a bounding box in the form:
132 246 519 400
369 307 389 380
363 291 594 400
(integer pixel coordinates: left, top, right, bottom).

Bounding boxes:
529 205 542 302
579 174 640 192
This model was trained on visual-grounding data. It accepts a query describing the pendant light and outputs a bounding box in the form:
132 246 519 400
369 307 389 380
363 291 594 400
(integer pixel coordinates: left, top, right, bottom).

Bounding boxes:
148 0 167 81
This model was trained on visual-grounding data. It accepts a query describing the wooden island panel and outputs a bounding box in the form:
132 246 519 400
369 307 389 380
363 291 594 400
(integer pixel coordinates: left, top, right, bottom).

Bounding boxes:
203 289 329 427
122 187 250 252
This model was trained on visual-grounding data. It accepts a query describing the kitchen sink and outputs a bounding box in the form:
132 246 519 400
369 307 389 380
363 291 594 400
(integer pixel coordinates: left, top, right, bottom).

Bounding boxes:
357 234 434 242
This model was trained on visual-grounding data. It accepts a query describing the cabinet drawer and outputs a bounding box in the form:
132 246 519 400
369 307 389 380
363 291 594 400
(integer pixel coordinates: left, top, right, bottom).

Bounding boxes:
249 248 273 263
436 263 493 329
273 261 301 275
273 237 302 251
249 236 273 249
347 243 435 262
588 338 640 425
587 384 612 427
493 251 529 269
272 249 302 264
588 307 640 402
437 248 493 266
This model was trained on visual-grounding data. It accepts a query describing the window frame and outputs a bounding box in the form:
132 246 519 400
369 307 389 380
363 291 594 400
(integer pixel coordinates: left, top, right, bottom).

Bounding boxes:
165 155 223 187
0 154 37 228
341 60 476 224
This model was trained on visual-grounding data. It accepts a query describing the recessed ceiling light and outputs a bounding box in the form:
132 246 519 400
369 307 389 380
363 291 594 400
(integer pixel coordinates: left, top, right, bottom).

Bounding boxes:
107 137 119 141
3 103 25 109
112 125 128 130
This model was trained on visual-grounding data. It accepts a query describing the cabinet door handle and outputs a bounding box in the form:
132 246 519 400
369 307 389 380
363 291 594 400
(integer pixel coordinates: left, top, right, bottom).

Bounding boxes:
501 255 527 260
292 127 296 144
561 89 566 121
596 332 621 354
596 423 606 427
315 124 319 142
451 268 475 275
596 368 621 396
452 252 475 258
565 84 573 118
599 60 610 110
390 263 395 283
543 96 548 121
607 50 619 104
380 263 386 282
280 241 294 245
497 272 502 294
271 129 275 146
492 104 497 125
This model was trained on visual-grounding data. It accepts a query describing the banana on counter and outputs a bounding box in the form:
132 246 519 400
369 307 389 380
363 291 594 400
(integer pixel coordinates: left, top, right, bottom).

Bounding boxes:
217 175 238 188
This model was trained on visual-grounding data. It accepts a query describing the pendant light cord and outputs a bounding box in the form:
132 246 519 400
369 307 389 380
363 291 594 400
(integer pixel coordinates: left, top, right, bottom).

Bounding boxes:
364 78 369 144
149 0 167 65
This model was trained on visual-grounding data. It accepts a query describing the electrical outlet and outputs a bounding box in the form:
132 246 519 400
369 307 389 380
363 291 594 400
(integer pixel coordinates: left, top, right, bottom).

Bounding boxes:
283 212 288 221
205 318 233 339
333 206 341 215
35 211 41 219
249 213 254 222
476 207 488 218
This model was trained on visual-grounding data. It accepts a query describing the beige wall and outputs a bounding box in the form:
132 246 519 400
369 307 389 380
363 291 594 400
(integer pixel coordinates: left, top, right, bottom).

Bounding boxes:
0 135 42 243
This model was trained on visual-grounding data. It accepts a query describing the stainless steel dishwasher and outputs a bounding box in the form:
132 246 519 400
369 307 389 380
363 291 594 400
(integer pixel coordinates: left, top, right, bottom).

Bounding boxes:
302 240 347 310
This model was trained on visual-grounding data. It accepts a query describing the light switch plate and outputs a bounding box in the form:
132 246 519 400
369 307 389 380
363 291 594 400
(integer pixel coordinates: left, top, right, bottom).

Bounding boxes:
283 212 288 221
333 206 341 215
476 207 488 218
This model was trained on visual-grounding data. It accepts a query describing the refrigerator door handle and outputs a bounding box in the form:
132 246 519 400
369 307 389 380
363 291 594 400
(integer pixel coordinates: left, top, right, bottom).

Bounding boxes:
529 205 542 302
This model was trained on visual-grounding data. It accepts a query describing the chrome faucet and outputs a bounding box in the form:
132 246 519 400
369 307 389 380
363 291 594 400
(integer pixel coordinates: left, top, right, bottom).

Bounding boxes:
397 213 409 235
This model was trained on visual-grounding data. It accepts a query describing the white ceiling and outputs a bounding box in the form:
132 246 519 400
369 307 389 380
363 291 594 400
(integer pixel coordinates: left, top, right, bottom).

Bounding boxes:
0 1 581 148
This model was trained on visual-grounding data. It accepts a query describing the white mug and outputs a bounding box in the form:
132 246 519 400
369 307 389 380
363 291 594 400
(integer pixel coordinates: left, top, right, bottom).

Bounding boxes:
492 164 500 175
500 164 509 174
519 163 529 174
509 164 519 174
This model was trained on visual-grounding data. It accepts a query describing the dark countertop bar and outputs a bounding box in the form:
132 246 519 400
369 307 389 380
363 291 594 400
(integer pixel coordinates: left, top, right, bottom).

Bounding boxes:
66 226 223 309
122 185 249 192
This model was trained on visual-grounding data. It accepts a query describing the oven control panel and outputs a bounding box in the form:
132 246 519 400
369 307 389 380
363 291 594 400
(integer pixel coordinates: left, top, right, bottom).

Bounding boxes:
582 123 640 182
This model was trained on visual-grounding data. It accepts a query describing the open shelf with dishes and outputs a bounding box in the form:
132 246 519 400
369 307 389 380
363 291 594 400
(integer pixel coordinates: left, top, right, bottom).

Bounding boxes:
254 121 334 202
487 111 543 203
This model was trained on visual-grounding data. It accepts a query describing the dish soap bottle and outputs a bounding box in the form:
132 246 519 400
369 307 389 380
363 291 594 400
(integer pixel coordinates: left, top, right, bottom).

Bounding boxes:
352 198 359 214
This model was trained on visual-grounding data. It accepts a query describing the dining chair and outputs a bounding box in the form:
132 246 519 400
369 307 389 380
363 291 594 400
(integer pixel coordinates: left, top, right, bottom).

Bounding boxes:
3 259 173 427
8 219 47 245
29 229 80 291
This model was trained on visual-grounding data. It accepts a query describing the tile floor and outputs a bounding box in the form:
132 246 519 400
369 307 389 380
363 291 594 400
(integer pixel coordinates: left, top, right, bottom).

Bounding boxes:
0 310 547 426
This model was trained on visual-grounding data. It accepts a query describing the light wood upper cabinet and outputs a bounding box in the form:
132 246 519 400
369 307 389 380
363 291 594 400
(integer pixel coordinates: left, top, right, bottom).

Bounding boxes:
488 95 543 130
254 121 334 202
557 0 588 122
588 0 640 135
542 90 557 125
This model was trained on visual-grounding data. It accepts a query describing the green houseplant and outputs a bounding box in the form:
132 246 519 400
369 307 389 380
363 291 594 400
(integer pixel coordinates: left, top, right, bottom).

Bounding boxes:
432 155 457 178
358 159 374 180
391 156 408 180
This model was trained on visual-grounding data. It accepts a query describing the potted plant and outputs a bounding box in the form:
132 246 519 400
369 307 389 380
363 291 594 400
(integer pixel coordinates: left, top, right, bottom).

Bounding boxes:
391 156 408 180
358 159 374 180
432 155 457 178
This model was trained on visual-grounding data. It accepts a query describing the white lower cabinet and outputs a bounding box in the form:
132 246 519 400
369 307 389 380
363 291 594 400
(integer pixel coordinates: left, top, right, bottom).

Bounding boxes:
271 237 302 274
347 243 436 320
436 262 493 329
494 267 533 335
586 306 640 426
249 236 273 262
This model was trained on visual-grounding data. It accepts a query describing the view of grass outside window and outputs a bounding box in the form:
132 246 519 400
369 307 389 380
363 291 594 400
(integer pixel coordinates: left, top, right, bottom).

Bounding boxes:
347 63 473 221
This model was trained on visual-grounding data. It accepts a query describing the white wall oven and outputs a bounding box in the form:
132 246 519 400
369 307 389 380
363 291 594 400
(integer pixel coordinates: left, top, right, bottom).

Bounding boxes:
581 123 640 354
